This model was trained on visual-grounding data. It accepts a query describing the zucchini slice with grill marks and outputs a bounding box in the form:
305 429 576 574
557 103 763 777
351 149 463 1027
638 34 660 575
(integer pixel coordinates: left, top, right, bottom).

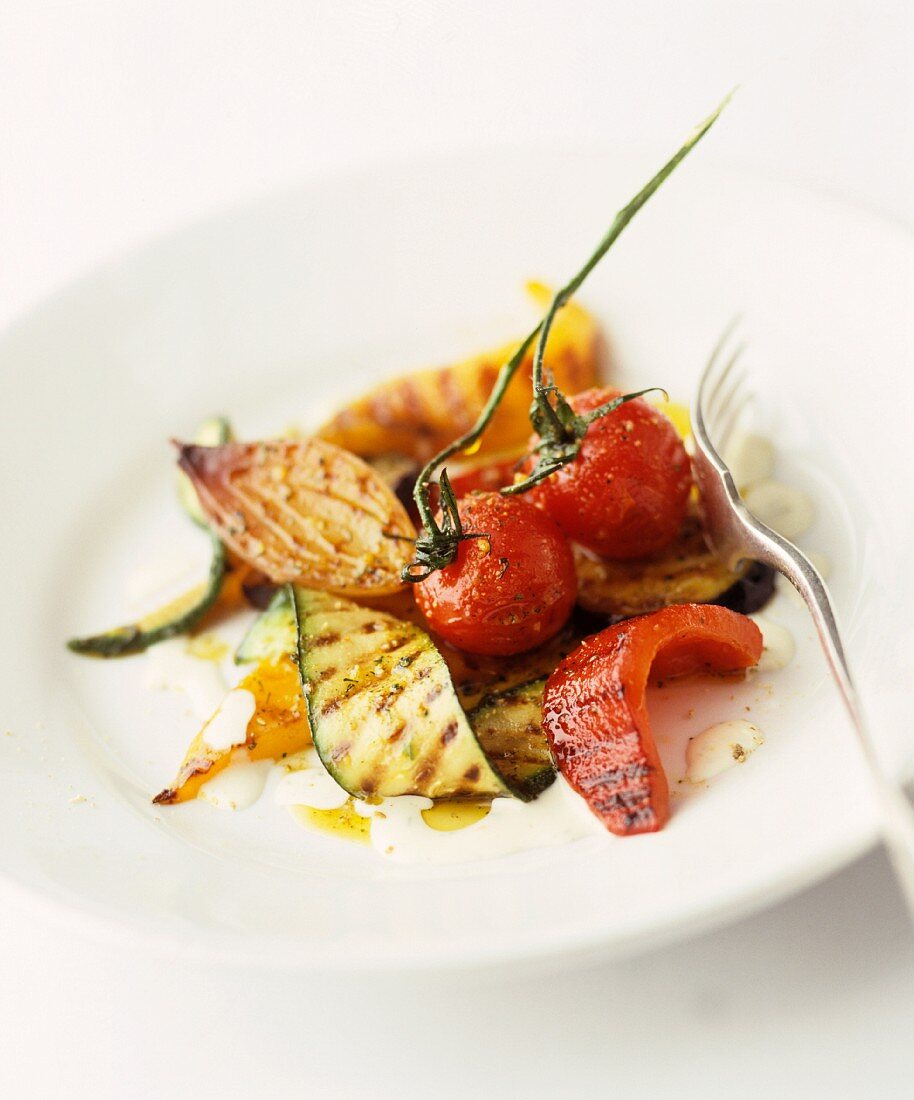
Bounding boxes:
235 587 297 664
67 534 226 657
468 679 555 801
291 585 510 801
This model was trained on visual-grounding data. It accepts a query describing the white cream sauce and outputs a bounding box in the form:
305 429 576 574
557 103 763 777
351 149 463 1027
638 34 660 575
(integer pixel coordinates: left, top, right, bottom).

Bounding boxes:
125 544 213 617
750 615 796 672
743 479 814 541
686 720 764 784
202 688 256 751
274 749 350 810
198 752 272 810
725 431 774 491
350 777 606 864
144 637 227 721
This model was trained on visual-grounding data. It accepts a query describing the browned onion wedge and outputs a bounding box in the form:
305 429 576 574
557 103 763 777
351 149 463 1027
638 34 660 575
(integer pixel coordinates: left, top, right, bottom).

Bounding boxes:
177 439 416 596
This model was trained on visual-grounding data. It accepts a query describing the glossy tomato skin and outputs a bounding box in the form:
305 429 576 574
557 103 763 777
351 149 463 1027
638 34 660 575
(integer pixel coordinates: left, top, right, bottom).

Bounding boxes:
528 388 692 559
427 454 521 509
415 492 576 656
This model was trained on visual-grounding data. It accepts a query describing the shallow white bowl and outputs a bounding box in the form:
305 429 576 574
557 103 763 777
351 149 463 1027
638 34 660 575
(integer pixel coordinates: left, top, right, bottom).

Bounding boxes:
1 150 912 971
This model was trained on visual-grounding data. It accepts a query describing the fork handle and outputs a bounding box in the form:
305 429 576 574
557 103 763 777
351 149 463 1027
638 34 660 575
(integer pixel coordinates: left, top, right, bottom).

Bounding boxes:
778 552 914 918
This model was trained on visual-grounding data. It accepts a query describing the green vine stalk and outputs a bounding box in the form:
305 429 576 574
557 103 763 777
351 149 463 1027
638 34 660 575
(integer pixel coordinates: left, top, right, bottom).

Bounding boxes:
403 92 734 582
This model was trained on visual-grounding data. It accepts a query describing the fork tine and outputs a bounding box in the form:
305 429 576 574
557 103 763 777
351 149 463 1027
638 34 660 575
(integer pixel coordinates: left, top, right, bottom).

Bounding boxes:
715 379 751 455
706 342 747 426
692 322 914 924
700 316 743 411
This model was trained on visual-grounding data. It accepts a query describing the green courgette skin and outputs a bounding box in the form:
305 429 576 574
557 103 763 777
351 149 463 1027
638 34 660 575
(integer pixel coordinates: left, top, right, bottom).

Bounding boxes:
468 679 555 801
234 588 297 664
67 534 226 658
290 585 510 801
176 416 233 526
68 416 234 659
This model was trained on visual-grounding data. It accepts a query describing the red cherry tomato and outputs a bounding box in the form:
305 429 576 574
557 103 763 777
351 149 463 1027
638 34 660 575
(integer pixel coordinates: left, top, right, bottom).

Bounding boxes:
426 454 521 512
415 492 576 656
526 388 691 559
446 454 521 497
543 604 763 835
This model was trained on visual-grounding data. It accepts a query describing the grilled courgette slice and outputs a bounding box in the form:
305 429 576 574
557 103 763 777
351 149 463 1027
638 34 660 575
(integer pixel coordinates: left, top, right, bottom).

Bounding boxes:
573 510 748 619
291 585 510 801
235 587 297 664
67 534 226 657
468 679 554 801
68 416 234 658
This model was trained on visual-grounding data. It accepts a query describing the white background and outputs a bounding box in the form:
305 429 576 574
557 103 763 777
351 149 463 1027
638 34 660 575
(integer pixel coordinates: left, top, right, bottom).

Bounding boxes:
1 2 912 1096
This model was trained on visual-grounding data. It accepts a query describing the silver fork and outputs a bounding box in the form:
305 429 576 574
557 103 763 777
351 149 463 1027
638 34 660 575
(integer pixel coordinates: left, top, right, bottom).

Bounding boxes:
692 324 914 918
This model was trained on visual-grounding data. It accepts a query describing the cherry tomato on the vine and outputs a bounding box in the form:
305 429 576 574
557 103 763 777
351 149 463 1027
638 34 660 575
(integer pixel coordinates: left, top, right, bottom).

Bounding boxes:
526 388 691 559
415 492 576 656
426 453 521 511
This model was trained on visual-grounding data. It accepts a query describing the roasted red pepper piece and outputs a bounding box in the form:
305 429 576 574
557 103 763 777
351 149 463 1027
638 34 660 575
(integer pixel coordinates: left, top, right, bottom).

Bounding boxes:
543 604 763 836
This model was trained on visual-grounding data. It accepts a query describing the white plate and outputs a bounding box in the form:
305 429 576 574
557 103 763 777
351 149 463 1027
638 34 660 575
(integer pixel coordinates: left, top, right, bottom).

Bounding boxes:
2 151 912 972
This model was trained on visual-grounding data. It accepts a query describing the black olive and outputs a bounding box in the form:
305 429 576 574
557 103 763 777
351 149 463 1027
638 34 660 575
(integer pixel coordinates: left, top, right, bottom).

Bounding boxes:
710 561 777 616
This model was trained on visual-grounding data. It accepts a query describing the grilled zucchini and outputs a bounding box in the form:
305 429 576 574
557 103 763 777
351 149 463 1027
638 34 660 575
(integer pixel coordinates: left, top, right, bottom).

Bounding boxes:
235 588 297 664
468 679 554 800
291 586 510 800
69 415 234 658
67 534 226 657
573 510 748 619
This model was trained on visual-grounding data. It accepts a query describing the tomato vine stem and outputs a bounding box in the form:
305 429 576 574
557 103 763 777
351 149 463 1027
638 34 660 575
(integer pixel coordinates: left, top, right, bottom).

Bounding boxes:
403 91 734 583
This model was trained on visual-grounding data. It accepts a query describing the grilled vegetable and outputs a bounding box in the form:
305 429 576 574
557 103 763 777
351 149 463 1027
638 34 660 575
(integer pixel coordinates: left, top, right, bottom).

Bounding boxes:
414 492 577 656
543 604 763 836
440 619 585 711
68 534 226 657
153 651 312 804
177 416 233 526
177 438 416 596
525 388 692 560
316 286 599 463
291 586 509 800
573 509 749 619
468 680 554 800
235 588 296 664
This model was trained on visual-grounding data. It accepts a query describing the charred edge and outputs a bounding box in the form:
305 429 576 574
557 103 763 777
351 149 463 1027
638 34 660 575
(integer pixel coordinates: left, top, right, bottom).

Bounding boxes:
423 682 445 707
330 740 351 763
440 720 458 745
577 762 652 789
415 743 444 785
175 441 239 480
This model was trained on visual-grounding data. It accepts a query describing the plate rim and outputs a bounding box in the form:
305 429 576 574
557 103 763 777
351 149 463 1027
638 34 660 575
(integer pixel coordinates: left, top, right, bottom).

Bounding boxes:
2 149 912 972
